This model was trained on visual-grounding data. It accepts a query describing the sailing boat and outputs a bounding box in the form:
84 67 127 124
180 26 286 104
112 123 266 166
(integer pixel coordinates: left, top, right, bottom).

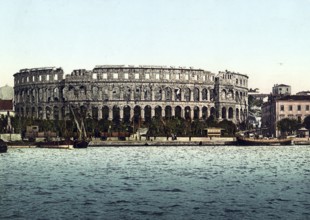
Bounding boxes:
70 105 89 148
0 139 8 153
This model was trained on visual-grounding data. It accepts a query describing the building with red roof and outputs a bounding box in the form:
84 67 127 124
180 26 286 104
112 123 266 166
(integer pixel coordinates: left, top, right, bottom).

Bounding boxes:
0 99 14 117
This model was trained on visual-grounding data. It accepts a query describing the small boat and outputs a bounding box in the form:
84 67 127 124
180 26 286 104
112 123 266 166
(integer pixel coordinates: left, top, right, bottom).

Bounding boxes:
73 139 88 148
0 139 8 153
36 140 74 149
6 140 36 148
236 136 292 146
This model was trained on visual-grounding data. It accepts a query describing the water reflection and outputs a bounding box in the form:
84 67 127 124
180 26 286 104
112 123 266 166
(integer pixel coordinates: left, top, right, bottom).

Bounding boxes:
1 146 309 219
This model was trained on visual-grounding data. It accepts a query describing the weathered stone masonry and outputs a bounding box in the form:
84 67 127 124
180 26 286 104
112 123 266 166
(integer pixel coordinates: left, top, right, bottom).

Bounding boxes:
14 65 248 124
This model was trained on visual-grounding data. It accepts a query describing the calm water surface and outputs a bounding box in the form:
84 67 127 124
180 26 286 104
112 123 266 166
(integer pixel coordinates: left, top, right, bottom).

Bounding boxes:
1 146 309 220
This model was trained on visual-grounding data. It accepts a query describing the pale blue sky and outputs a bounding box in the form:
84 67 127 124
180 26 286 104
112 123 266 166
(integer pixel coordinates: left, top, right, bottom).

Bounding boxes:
1 0 310 93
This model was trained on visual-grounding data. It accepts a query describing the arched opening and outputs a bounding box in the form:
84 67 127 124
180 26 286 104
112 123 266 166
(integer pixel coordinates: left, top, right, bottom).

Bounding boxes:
185 106 191 120
38 89 43 102
174 88 181 101
144 87 151 101
165 106 172 118
113 105 120 123
123 106 131 123
102 106 109 120
202 106 208 119
32 90 36 103
47 88 52 103
210 89 215 101
184 88 191 101
92 87 99 100
134 105 141 124
165 87 172 101
102 89 109 101
228 90 234 100
194 88 199 101
202 88 208 101
236 108 239 120
54 106 59 120
112 87 120 100
235 91 239 102
228 107 233 119
54 88 59 99
144 105 152 122
46 107 51 120
194 106 199 120
134 86 141 101
175 106 182 118
124 86 131 101
38 107 43 119
92 107 98 120
26 90 30 103
155 87 162 101
155 106 162 118
222 107 227 119
80 86 86 96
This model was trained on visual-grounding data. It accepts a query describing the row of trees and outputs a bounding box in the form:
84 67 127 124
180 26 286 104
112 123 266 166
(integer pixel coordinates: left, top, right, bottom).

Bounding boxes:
2 114 308 138
277 116 310 135
0 114 240 138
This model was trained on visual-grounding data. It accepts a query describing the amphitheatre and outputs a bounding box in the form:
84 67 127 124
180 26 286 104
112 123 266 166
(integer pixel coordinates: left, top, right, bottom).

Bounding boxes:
13 65 249 124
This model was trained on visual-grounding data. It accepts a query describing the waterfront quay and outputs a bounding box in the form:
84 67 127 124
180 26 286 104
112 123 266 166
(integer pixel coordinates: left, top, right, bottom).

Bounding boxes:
90 137 236 147
88 137 310 147
5 137 236 148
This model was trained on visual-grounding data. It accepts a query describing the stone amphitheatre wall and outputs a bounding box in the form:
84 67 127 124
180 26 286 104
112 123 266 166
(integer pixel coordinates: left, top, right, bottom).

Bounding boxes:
14 65 249 124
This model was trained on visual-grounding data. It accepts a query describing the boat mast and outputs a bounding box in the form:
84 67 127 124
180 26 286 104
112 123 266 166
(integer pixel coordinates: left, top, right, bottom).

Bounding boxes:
69 105 83 140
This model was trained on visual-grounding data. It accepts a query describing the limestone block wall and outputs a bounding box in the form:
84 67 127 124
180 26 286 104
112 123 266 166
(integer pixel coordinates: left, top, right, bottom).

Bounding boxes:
14 65 249 124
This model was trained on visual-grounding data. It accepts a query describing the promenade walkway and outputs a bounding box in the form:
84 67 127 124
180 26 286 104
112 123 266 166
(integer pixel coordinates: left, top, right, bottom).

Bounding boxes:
90 137 236 146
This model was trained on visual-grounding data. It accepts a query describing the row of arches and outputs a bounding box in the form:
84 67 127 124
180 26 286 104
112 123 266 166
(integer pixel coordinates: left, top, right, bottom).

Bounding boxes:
16 106 64 120
15 87 63 103
16 105 248 122
107 86 215 102
221 89 247 102
16 86 248 104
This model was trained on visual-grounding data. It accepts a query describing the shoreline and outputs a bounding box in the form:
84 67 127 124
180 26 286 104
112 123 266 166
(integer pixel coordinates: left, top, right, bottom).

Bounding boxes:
5 137 310 148
89 140 237 147
90 137 237 147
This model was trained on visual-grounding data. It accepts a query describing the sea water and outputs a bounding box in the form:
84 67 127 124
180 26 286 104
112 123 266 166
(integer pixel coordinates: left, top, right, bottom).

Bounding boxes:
0 146 309 220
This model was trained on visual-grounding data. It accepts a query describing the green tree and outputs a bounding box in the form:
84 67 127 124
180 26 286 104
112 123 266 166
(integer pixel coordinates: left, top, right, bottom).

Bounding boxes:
98 119 111 132
277 118 300 135
191 119 207 136
303 115 310 130
206 115 217 127
218 119 236 136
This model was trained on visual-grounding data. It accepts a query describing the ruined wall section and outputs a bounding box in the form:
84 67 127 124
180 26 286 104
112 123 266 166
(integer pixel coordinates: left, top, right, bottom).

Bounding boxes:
81 66 217 120
14 67 64 119
214 70 248 123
